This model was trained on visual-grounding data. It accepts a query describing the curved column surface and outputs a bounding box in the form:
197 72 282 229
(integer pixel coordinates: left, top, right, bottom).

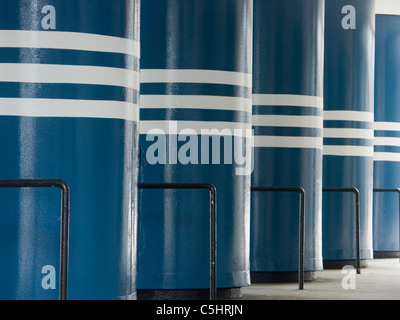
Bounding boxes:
322 0 375 264
0 0 140 300
138 0 253 290
251 0 325 274
373 6 400 256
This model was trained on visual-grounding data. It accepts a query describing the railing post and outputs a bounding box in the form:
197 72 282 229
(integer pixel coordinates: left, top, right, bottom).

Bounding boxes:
0 179 70 300
138 182 217 300
251 186 306 290
373 188 400 263
322 188 361 274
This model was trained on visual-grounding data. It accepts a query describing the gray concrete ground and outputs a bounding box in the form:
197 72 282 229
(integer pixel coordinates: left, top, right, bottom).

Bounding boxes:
240 258 400 300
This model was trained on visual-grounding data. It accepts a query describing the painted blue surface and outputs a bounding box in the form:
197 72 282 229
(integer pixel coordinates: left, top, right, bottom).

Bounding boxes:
139 1 251 72
0 0 139 300
252 0 324 97
0 0 138 40
138 0 253 289
250 0 324 273
373 14 400 254
322 0 375 261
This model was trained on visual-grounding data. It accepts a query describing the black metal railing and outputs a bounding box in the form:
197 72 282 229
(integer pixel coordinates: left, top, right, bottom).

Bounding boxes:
0 179 70 300
322 187 361 274
373 188 400 263
251 186 306 290
138 182 217 300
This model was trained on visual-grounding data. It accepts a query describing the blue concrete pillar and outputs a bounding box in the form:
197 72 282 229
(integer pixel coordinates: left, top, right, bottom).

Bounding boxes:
251 0 325 281
373 7 400 258
138 0 253 298
322 0 375 268
0 0 140 300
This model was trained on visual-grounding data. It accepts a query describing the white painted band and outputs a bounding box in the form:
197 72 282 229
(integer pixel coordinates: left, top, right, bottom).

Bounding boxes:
376 0 400 16
0 98 139 121
324 128 374 140
0 30 139 57
374 152 400 162
140 69 252 88
323 145 373 157
139 120 252 136
253 135 322 149
0 63 139 90
252 94 323 108
374 137 400 147
324 110 374 122
374 121 400 131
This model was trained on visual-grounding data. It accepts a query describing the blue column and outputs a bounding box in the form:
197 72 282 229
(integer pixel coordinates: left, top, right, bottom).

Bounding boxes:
138 0 253 296
373 12 400 258
0 0 139 299
322 0 375 267
251 0 324 280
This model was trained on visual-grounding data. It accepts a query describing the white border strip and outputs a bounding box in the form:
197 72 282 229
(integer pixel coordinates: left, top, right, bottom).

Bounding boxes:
253 136 322 149
140 69 252 88
376 0 400 16
323 145 373 157
324 110 374 122
324 128 374 140
0 63 139 90
0 30 139 57
139 120 252 136
374 137 400 147
140 95 252 113
374 121 400 131
252 94 323 108
374 152 400 162
252 115 322 129
0 98 139 121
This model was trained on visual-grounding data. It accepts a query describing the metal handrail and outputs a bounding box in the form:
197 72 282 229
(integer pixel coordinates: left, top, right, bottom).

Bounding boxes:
251 186 306 290
0 179 70 300
138 182 217 300
373 188 400 263
323 187 361 274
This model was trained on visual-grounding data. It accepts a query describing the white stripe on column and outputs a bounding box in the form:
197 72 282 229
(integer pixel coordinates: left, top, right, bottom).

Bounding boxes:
252 94 323 108
140 95 252 112
0 98 139 121
253 136 322 149
375 0 400 15
374 121 400 131
324 128 374 139
374 137 400 147
323 145 373 157
0 30 139 56
374 152 400 162
252 115 322 129
139 120 252 136
140 69 252 88
324 110 374 122
0 63 139 90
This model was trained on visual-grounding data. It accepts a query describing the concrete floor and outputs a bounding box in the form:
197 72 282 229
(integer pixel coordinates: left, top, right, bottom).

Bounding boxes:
240 258 400 300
